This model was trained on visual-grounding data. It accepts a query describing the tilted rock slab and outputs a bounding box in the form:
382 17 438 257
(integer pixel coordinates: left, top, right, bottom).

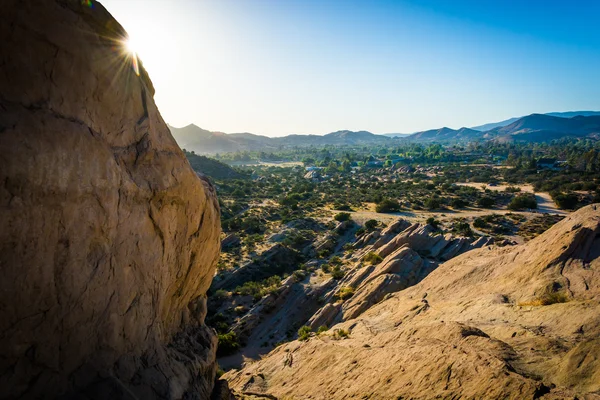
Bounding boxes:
226 205 600 399
0 1 221 398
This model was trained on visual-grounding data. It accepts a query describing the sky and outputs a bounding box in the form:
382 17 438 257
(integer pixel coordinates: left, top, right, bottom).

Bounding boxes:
100 0 600 136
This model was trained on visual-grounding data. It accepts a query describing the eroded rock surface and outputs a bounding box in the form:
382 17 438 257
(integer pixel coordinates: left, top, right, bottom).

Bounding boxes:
226 205 600 399
0 1 222 398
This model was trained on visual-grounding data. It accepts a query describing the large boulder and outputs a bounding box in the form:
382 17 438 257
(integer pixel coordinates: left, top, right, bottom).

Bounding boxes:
0 1 221 398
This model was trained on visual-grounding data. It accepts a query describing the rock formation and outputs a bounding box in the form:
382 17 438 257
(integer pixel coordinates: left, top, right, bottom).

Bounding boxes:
0 1 222 398
225 205 600 399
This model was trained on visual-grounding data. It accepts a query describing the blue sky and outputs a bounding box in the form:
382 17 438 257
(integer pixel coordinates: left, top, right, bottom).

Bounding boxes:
100 0 600 136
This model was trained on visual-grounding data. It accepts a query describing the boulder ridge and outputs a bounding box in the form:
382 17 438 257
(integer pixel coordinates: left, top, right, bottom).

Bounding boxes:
0 0 221 398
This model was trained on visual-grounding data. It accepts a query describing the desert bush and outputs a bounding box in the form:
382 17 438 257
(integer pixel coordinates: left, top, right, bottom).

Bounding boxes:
551 192 578 210
331 265 345 279
333 329 350 340
364 219 378 230
217 331 240 356
363 251 383 265
298 325 312 341
336 286 355 301
334 212 351 222
477 196 495 208
426 217 440 228
508 194 537 210
424 197 441 210
375 199 401 213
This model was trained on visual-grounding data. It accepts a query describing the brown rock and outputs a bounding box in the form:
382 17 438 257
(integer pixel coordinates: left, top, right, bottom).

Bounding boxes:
225 205 600 399
0 1 221 398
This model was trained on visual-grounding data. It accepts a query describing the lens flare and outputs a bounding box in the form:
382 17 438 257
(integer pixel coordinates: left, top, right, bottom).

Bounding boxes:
123 38 140 76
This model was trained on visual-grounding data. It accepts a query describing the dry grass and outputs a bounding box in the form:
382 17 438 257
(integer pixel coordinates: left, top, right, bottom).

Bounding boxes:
518 290 570 307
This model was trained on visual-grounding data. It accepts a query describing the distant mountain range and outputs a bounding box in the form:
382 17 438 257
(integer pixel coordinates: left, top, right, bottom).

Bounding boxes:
170 111 600 153
471 111 600 131
169 125 390 154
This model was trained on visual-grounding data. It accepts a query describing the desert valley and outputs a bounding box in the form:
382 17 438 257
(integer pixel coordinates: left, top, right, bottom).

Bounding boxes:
1 1 599 399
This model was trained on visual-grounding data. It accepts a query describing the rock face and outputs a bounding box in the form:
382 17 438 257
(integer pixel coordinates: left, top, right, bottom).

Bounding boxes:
225 205 600 399
0 1 221 399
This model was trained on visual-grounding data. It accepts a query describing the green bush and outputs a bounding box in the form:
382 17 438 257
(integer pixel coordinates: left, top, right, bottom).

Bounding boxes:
477 196 495 208
334 212 351 222
363 251 383 265
375 199 401 213
331 265 345 279
336 286 355 300
508 194 537 210
424 197 441 210
552 192 578 210
298 325 312 341
364 219 378 230
217 331 240 356
426 217 440 228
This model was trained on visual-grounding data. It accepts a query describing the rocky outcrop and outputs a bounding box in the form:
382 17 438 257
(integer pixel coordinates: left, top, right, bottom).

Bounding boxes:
211 244 304 291
225 205 600 399
0 1 222 399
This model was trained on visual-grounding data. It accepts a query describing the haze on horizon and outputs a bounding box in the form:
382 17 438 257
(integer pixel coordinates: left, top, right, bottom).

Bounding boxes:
100 0 600 137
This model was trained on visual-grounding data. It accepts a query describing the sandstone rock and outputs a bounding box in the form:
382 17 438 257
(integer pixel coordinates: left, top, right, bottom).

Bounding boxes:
0 1 221 398
225 205 600 399
371 218 411 249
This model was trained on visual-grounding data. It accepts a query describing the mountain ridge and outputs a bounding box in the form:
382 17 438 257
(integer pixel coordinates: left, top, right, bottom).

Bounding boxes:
170 111 600 154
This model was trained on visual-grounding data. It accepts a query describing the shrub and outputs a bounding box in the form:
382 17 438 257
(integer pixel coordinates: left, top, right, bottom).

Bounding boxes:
333 329 350 340
426 217 439 228
552 192 578 210
375 199 401 213
336 286 355 301
364 219 378 230
363 251 383 265
217 331 240 356
317 325 329 334
473 217 487 229
334 212 351 222
477 196 495 208
292 270 306 281
450 198 467 209
298 325 312 341
320 263 331 273
331 265 345 279
424 197 441 210
329 256 342 265
508 194 537 210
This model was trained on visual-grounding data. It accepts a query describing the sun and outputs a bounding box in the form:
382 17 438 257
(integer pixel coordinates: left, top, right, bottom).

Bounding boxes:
124 36 139 56
122 36 141 76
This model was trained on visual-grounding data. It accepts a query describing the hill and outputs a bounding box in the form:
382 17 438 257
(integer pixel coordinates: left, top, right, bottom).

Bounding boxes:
406 126 482 142
485 113 600 141
169 124 275 154
225 204 600 399
170 125 391 154
472 110 600 131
